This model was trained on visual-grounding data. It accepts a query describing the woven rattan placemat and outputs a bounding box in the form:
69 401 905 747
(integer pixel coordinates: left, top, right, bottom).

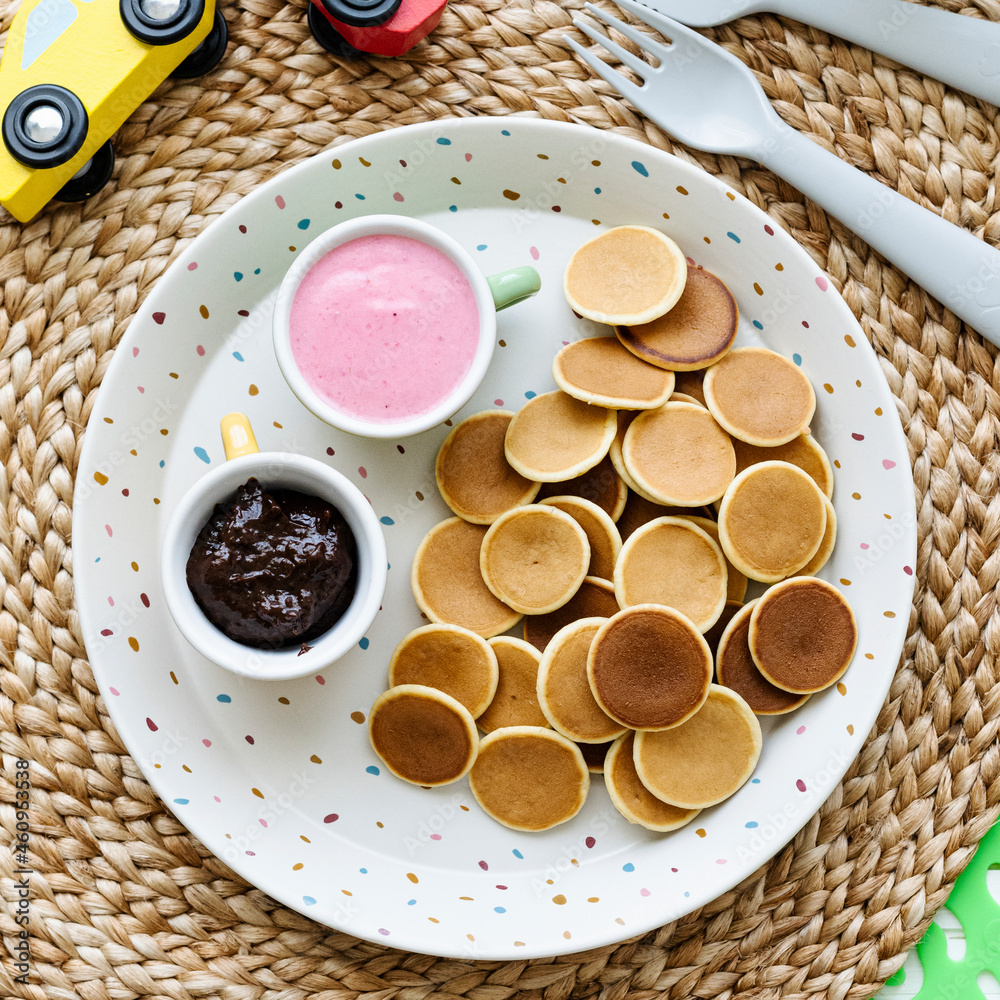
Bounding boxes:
1 1 998 997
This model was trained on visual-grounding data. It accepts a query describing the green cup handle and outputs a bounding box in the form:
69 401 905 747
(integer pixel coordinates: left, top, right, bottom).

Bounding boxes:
487 266 541 311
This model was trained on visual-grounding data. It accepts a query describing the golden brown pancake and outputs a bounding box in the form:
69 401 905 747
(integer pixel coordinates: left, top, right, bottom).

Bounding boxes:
674 369 706 405
718 461 827 582
578 739 614 773
617 265 738 371
523 576 620 652
536 453 627 522
469 727 590 831
436 410 540 524
477 637 549 734
715 601 809 715
368 685 479 786
732 432 834 499
616 492 715 542
480 504 590 615
553 336 675 409
669 392 705 407
793 495 837 576
505 390 616 482
748 578 857 693
675 515 748 603
537 617 628 743
539 495 622 581
388 624 499 719
608 409 648 497
588 605 712 731
605 732 701 831
633 685 762 808
702 599 745 661
614 517 727 631
563 226 688 326
411 517 522 638
704 347 816 446
623 401 736 506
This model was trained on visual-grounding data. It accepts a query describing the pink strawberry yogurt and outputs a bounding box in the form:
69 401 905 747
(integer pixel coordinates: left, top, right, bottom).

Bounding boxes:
288 234 481 424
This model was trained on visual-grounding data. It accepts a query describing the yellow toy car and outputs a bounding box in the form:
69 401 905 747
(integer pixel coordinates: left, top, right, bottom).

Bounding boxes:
0 0 227 222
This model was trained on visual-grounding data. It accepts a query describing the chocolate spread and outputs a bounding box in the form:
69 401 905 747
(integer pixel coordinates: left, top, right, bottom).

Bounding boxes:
186 478 357 649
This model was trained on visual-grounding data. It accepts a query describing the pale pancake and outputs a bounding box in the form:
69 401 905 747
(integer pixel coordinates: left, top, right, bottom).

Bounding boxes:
388 624 499 719
702 599 745 660
614 518 727 632
670 392 705 406
704 347 816 446
578 739 614 773
469 726 590 831
536 453 627 521
609 409 647 496
523 576 620 652
718 462 827 583
674 369 706 405
605 732 700 831
676 515 748 603
623 401 736 506
553 336 675 409
411 517 522 638
617 265 738 371
748 578 857 693
480 505 590 615
715 601 809 715
505 390 616 482
732 432 834 498
616 492 714 542
540 495 622 581
478 637 549 734
633 685 762 808
436 410 540 524
368 685 478 786
588 605 712 731
793 495 837 576
563 226 688 326
537 617 628 743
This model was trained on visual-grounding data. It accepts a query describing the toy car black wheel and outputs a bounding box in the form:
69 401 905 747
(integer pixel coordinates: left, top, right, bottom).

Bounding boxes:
173 7 229 78
307 2 364 57
120 0 206 45
2 85 88 169
55 142 115 203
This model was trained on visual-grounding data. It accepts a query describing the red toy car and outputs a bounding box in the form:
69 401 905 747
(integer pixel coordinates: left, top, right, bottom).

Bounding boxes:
307 0 448 58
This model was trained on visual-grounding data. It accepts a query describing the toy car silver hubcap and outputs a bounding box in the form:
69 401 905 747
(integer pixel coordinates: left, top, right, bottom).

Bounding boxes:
140 0 183 20
23 105 66 145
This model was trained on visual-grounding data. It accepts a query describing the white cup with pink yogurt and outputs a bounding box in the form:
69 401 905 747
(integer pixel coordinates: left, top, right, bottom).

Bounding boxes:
272 215 541 438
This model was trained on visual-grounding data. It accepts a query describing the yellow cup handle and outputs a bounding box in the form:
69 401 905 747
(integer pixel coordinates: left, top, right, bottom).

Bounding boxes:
221 412 260 460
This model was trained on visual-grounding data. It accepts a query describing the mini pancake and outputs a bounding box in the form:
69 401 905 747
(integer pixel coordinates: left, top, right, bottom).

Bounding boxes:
715 601 809 715
536 453 627 521
537 617 628 743
412 517 522 638
623 401 736 506
703 347 816 446
676 514 748 603
540 495 622 581
616 491 715 542
608 409 647 497
588 605 712 731
478 637 549 734
669 392 705 407
605 732 700 832
578 739 614 773
563 226 687 326
436 410 540 524
702 599 745 660
674 369 706 405
614 518 727 632
794 495 837 576
368 684 478 786
480 505 590 615
616 265 738 371
523 576 620 652
718 462 827 582
553 336 675 409
732 432 834 499
469 726 590 831
388 624 499 719
504 390 616 483
748 578 857 693
633 685 762 808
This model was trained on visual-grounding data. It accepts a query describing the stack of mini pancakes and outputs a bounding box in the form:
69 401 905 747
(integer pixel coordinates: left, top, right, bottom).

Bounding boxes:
368 227 857 833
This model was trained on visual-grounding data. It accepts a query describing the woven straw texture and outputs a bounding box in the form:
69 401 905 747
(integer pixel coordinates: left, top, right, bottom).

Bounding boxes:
1 0 999 997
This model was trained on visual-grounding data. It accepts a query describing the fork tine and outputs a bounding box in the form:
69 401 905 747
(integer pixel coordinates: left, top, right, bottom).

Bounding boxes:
570 17 654 81
581 2 675 63
564 34 647 107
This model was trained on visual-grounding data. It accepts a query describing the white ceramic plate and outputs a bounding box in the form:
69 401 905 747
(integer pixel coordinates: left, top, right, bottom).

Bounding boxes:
73 118 916 960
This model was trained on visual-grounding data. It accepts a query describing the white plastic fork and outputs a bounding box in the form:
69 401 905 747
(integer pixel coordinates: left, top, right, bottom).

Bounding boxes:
566 0 1000 348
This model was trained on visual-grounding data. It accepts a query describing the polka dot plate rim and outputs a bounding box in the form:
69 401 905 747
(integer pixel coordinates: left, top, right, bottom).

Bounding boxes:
73 117 916 960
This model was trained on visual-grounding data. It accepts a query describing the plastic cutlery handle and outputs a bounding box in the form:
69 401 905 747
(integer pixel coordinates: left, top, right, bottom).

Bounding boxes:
770 0 1000 106
755 124 1000 346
